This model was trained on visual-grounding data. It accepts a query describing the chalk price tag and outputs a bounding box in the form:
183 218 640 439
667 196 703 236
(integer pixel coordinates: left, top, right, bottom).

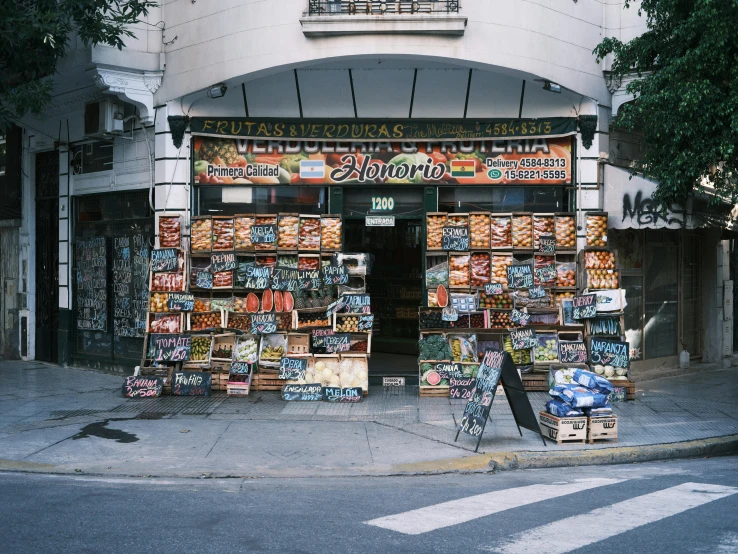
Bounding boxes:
167 292 195 312
324 333 351 353
506 264 534 289
535 263 557 284
528 285 546 299
572 294 597 319
485 282 504 295
279 357 308 380
538 235 556 254
442 227 470 251
251 224 276 244
509 327 537 350
322 264 349 286
270 266 298 292
510 309 531 327
250 313 277 335
151 248 179 272
442 307 458 321
558 341 588 363
211 252 236 272
196 271 213 289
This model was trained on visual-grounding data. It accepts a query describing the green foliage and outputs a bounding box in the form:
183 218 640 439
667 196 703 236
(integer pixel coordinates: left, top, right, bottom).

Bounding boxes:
0 0 157 128
593 0 738 205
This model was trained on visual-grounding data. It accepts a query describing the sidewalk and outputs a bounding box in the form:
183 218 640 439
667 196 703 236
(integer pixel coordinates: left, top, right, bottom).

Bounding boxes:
0 360 736 478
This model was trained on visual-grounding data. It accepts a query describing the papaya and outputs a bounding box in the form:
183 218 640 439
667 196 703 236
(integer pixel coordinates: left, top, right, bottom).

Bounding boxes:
274 290 284 313
262 288 274 312
436 284 449 308
284 291 294 312
246 293 260 314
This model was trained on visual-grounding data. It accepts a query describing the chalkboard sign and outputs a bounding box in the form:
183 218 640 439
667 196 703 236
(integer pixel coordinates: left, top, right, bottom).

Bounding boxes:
510 327 537 350
538 235 556 254
250 313 277 335
211 252 236 272
168 292 195 312
449 377 476 400
297 269 320 291
485 282 504 295
122 376 162 398
172 371 212 396
312 328 334 348
230 361 254 375
342 294 371 314
322 386 363 403
510 308 531 326
506 264 533 289
242 263 271 290
442 307 458 322
459 350 505 438
558 341 588 363
148 334 192 362
324 333 351 353
357 314 374 331
442 226 469 251
590 338 630 368
279 356 308 380
113 234 149 338
573 294 597 319
251 224 276 244
76 237 108 331
326 297 348 318
434 362 464 379
282 383 323 401
151 248 179 272
322 264 349 286
535 263 557 284
271 265 298 292
528 285 546 299
196 270 213 289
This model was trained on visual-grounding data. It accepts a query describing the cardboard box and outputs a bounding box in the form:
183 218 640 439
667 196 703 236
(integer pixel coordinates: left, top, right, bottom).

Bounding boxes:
539 411 587 444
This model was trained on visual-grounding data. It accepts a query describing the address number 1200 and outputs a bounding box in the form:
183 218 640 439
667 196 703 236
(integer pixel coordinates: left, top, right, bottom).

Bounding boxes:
371 196 395 211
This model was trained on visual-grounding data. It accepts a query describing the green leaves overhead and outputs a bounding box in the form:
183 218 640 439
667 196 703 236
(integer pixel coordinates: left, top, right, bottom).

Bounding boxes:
593 0 738 206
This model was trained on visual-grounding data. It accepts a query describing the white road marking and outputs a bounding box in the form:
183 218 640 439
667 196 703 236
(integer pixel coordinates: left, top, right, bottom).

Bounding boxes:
364 478 624 535
488 482 738 554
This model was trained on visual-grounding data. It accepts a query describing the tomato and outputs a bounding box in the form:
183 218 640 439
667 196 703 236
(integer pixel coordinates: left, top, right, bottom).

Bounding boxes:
326 151 364 167
428 152 448 166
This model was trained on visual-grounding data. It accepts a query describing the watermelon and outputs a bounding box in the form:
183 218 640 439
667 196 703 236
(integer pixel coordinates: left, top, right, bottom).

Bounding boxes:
274 290 284 313
283 291 294 312
246 293 260 313
426 371 442 386
436 284 449 308
262 288 274 312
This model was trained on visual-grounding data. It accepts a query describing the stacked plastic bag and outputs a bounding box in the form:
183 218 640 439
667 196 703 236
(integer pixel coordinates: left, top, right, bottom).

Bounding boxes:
546 368 614 418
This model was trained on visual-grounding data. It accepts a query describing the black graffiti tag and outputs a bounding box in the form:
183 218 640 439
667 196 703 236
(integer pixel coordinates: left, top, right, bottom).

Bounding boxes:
622 191 684 227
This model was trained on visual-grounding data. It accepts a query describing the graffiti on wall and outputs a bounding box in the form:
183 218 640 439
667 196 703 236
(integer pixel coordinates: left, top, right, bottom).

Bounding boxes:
621 191 685 228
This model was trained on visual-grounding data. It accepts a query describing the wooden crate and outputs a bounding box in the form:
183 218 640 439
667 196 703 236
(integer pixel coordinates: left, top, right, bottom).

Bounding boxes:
190 215 213 253
137 366 174 395
287 333 310 356
522 372 549 392
234 214 256 252
251 373 284 392
426 212 448 251
147 312 184 335
254 215 278 252
320 214 343 252
587 415 618 443
419 386 449 397
610 379 636 401
157 213 183 249
227 382 251 397
539 411 588 444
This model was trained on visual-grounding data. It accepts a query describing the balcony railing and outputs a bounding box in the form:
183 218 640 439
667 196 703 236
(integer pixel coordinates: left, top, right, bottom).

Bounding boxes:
307 1 461 16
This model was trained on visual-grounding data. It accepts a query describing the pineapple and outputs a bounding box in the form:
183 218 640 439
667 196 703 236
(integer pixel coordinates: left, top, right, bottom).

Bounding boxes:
198 139 240 165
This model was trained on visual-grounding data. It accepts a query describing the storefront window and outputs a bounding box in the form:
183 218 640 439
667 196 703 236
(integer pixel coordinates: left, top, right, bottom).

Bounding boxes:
644 238 678 358
197 186 327 215
343 186 424 218
438 186 566 213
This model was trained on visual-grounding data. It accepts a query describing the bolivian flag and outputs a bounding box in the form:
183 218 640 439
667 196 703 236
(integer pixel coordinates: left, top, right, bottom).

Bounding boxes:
450 159 476 178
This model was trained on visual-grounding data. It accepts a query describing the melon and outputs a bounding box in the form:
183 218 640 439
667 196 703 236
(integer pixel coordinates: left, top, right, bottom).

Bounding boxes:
274 290 284 313
262 288 274 312
283 291 294 312
436 285 449 308
426 371 442 386
246 292 260 313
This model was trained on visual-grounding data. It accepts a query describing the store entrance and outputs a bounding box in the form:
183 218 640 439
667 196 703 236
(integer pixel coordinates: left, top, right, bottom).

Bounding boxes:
344 218 422 376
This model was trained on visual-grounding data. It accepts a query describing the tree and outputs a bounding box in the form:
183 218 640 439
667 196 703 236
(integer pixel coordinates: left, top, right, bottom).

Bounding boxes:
0 0 156 129
594 0 738 206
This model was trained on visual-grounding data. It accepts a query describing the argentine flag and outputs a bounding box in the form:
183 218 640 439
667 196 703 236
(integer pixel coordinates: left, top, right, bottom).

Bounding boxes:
300 159 325 179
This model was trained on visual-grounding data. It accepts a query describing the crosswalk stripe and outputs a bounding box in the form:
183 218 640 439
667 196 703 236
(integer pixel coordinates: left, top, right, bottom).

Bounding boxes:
488 482 738 554
364 478 624 535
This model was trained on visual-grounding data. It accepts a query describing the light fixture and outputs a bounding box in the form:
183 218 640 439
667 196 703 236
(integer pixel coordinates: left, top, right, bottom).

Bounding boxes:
543 80 561 94
207 83 228 99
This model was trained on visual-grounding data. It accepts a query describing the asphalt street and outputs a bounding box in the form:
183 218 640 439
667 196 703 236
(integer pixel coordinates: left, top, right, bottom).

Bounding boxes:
2 456 737 553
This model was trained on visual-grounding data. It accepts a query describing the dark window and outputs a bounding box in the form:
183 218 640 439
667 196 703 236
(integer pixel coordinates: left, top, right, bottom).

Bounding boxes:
0 125 22 220
439 186 567 213
197 186 327 215
70 141 114 175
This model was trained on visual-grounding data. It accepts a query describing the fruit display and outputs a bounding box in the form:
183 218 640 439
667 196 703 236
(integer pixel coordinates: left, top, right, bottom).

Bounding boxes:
211 341 234 360
298 255 320 270
233 336 258 363
491 216 512 248
428 291 439 308
515 288 554 309
191 217 212 252
426 214 446 249
488 310 516 329
283 291 295 312
232 296 251 313
194 298 211 312
298 216 321 251
296 311 330 329
190 312 221 331
419 310 453 329
584 250 616 270
449 254 470 287
278 254 298 268
491 254 512 284
262 289 274 312
190 336 212 362
213 271 233 288
449 335 477 362
148 313 181 333
556 262 577 287
529 312 560 325
228 314 250 330
469 313 485 328
418 334 453 361
245 292 260 313
554 290 575 307
255 215 277 251
149 293 168 313
512 215 533 248
426 260 449 288
534 255 556 285
277 313 292 331
535 333 559 363
503 336 532 365
260 344 285 361
299 357 368 391
321 217 343 250
589 317 623 336
447 214 468 228
336 315 365 333
533 215 555 247
470 252 491 287
152 272 184 292
159 216 181 248
350 340 369 352
419 363 449 387
586 213 608 247
555 215 576 248
211 297 232 311
274 290 284 312
257 255 277 268
587 269 619 289
212 218 234 251
479 292 514 309
469 213 491 249
277 215 299 249
234 216 255 251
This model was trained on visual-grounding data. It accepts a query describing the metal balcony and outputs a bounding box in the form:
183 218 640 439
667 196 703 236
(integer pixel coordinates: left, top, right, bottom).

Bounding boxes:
307 1 461 16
